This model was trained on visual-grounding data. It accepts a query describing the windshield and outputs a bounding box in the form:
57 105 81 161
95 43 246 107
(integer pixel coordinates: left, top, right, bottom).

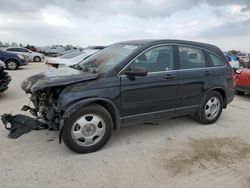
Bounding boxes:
61 51 84 59
78 44 140 73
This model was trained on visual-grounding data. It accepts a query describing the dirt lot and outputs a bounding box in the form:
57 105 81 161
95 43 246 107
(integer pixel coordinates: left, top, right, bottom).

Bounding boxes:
1 63 250 188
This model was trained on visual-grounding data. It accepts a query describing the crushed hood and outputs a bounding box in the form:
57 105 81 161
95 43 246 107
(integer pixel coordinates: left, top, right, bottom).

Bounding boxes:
21 67 99 93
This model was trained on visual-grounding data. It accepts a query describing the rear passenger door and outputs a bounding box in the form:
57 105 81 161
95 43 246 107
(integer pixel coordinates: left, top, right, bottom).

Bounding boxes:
176 45 213 115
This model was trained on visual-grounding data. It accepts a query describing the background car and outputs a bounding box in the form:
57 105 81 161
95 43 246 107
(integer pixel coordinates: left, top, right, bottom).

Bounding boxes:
224 53 240 71
237 53 250 63
46 49 100 68
3 47 44 62
0 49 27 70
0 60 11 92
37 46 66 57
234 69 250 95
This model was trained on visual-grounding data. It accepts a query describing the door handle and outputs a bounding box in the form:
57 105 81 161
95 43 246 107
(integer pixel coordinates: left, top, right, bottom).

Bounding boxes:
164 74 174 79
203 71 211 76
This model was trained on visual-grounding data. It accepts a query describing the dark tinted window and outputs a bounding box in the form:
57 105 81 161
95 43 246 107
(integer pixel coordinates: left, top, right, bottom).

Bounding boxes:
178 46 206 69
129 46 174 72
7 48 20 52
210 54 225 66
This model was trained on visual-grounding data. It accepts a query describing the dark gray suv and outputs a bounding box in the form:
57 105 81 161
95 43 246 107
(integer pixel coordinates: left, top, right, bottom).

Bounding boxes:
10 40 235 153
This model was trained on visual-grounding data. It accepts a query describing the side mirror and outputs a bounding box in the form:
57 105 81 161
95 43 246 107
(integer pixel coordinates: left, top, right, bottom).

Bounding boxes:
124 66 148 77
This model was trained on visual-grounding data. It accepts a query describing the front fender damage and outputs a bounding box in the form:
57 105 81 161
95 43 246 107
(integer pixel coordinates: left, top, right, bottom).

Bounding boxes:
1 114 47 139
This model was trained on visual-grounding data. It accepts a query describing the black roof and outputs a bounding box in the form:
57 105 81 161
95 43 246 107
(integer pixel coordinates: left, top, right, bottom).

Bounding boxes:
117 39 226 60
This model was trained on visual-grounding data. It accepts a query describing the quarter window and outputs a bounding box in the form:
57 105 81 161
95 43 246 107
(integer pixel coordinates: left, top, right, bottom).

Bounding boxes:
129 46 174 72
210 54 225 66
178 46 206 69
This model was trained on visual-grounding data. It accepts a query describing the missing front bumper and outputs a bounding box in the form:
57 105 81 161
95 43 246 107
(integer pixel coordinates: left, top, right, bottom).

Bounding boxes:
1 114 47 139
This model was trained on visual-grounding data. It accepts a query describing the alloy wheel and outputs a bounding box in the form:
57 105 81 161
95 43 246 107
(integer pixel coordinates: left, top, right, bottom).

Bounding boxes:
205 97 220 120
71 114 106 147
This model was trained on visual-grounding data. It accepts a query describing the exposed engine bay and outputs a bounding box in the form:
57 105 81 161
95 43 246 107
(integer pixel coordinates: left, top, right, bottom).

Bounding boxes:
24 87 65 130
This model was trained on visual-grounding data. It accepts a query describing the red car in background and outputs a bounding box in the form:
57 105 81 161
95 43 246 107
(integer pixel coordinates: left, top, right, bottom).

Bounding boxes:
234 69 250 95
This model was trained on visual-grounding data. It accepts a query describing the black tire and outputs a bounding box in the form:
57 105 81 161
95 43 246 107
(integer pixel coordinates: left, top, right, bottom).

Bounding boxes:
6 59 18 70
62 104 113 154
236 90 245 95
194 91 223 125
33 56 41 62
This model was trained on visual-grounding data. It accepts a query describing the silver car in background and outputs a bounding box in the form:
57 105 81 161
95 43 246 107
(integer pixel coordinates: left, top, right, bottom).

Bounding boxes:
46 49 100 68
3 47 45 62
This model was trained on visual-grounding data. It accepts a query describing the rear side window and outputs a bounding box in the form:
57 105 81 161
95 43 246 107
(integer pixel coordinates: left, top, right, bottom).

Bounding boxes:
178 46 206 69
209 54 225 66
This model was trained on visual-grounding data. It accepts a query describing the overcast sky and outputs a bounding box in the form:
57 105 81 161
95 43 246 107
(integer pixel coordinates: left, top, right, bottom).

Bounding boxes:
0 0 250 51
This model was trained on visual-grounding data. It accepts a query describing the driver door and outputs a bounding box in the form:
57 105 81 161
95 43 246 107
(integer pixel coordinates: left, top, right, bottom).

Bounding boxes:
120 45 178 123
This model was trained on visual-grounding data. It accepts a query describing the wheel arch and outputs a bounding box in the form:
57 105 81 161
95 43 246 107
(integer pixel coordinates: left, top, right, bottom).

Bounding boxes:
59 98 121 143
5 58 19 65
61 98 121 130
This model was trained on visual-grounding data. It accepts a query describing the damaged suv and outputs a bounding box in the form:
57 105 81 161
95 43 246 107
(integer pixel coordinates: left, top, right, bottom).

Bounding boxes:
0 60 11 93
7 40 234 153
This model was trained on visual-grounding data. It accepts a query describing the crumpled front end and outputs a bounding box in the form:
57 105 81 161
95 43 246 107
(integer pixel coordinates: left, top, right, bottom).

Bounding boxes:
1 87 65 139
26 87 65 130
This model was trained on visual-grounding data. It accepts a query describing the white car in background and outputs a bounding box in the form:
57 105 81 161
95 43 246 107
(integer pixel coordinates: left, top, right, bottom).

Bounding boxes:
3 47 45 62
46 49 99 68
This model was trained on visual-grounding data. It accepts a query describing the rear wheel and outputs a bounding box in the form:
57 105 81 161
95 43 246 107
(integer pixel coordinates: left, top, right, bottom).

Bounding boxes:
236 90 245 95
6 60 18 70
33 56 41 62
62 104 112 154
195 91 223 124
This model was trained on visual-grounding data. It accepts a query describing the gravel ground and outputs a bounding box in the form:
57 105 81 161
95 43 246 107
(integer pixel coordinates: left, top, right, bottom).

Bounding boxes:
0 63 250 188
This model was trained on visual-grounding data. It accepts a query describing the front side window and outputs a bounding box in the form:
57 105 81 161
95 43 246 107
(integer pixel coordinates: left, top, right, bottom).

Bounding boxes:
128 46 174 72
210 54 225 66
178 46 206 69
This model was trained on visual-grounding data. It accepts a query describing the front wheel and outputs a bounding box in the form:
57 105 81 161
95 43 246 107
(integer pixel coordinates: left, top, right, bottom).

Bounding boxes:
194 91 223 124
6 60 18 70
62 104 112 154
